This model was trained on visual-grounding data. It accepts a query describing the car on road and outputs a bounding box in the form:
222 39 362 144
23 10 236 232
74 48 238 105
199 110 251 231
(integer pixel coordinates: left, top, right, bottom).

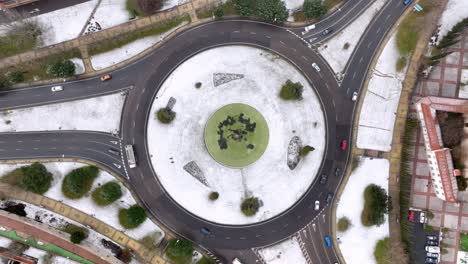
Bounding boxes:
408 210 414 222
326 192 333 204
324 235 332 247
108 148 120 155
312 62 321 72
426 240 438 246
320 174 327 184
425 257 437 264
100 74 112 81
322 28 333 36
403 0 413 5
352 92 358 101
427 235 438 241
314 200 320 210
425 246 440 253
200 227 211 236
334 167 342 177
420 211 426 223
426 252 438 258
51 86 63 92
340 140 347 150
301 24 315 35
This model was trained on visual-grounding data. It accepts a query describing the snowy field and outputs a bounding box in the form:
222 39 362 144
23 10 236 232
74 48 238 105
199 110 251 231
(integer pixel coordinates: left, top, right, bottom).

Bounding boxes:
438 0 468 41
319 0 386 75
336 157 389 264
259 238 307 264
148 46 325 224
356 32 405 152
0 162 164 240
0 92 125 133
90 21 187 70
458 251 468 264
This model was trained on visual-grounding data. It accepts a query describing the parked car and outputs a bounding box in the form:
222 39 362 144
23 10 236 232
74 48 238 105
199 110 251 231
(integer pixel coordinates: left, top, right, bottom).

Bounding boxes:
335 167 342 177
314 200 320 211
312 62 321 72
340 140 347 150
326 193 333 204
426 240 438 246
408 210 415 222
324 235 332 247
322 28 333 36
425 257 437 264
425 246 440 253
51 85 63 92
403 0 413 5
420 211 426 223
100 74 112 81
320 174 328 184
200 227 211 236
426 235 438 241
352 92 358 101
426 252 438 258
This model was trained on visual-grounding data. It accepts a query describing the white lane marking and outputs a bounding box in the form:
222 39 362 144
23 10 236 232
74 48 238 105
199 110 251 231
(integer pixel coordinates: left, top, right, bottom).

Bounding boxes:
352 72 357 79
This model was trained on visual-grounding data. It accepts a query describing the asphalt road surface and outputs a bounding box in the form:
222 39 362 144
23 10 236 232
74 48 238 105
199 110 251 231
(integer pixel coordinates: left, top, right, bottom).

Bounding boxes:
0 0 410 262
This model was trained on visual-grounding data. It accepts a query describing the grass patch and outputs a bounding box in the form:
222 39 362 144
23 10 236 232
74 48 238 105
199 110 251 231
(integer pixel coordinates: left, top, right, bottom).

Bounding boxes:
0 23 43 58
62 166 99 199
126 0 143 18
460 233 468 251
139 231 163 251
292 10 316 23
337 216 351 232
424 224 434 233
0 168 24 186
323 0 344 9
351 156 361 172
88 15 190 56
396 56 407 72
374 237 390 264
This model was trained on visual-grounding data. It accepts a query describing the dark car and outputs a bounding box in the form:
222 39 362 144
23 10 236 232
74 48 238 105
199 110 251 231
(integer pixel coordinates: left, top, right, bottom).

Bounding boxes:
200 227 211 236
320 174 328 184
426 235 438 241
326 193 333 204
425 257 437 264
426 240 438 246
335 167 342 177
322 28 333 36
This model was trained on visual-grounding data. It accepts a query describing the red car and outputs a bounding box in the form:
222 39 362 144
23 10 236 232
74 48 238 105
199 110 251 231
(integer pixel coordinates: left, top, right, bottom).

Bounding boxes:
408 210 415 222
340 140 347 150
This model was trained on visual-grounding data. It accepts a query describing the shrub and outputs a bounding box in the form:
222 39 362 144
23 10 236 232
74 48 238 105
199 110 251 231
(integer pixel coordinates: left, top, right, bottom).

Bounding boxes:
138 0 164 15
166 239 193 263
119 205 147 229
214 7 225 18
209 191 219 201
0 76 10 90
47 59 76 78
92 181 123 206
343 42 350 49
396 56 407 72
7 71 24 83
337 217 351 232
374 237 390 264
117 248 132 263
256 0 288 24
299 145 315 157
195 82 202 88
62 166 99 199
234 0 254 16
361 184 388 226
457 176 467 191
20 162 53 194
197 256 215 264
157 108 176 124
426 210 434 220
139 231 163 251
303 0 328 19
424 224 434 233
279 80 303 100
70 230 87 244
241 197 260 216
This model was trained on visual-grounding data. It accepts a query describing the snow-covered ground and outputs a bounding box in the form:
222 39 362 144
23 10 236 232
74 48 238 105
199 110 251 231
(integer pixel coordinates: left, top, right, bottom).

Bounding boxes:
356 32 405 152
0 92 125 133
438 0 468 40
459 70 468 99
457 251 468 264
0 235 11 247
0 162 164 241
70 58 85 75
336 157 389 264
90 21 188 70
319 0 387 75
259 238 307 264
148 46 325 224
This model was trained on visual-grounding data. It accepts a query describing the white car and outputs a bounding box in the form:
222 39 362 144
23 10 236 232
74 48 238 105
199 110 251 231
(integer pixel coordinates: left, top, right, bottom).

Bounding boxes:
312 63 321 72
314 200 320 211
420 212 426 223
352 92 358 101
51 86 63 92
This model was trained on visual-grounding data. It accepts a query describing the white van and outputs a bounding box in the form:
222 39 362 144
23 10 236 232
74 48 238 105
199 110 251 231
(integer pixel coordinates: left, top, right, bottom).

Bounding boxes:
425 246 440 254
51 86 63 92
301 24 316 35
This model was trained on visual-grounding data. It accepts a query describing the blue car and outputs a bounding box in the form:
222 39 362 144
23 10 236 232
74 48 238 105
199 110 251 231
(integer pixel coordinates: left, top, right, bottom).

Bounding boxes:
324 235 332 247
403 0 412 5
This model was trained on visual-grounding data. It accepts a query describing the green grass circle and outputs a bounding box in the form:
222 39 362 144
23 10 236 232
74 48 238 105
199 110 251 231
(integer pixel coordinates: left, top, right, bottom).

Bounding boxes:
204 103 269 168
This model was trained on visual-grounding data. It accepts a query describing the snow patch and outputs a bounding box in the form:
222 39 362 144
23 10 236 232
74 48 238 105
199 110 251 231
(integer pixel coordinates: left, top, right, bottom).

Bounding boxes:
336 157 390 264
438 0 468 40
259 238 307 264
0 92 125 133
70 58 85 75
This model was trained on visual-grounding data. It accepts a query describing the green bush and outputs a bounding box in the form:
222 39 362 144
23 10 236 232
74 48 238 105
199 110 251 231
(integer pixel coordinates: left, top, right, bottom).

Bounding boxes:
209 191 219 201
241 197 260 216
424 224 434 233
299 145 315 157
157 108 176 124
70 230 87 244
374 237 390 264
279 80 303 100
234 0 254 16
343 42 350 49
119 205 147 229
197 256 215 264
256 0 288 24
361 184 388 226
126 0 143 18
62 166 99 199
7 71 24 84
214 7 225 18
195 82 202 88
426 210 434 220
303 0 328 18
166 239 193 263
20 162 53 195
457 176 468 191
337 217 351 232
47 59 76 78
92 181 123 206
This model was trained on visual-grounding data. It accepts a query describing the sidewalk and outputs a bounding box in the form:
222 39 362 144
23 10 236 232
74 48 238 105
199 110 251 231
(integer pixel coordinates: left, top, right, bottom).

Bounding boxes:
0 183 168 264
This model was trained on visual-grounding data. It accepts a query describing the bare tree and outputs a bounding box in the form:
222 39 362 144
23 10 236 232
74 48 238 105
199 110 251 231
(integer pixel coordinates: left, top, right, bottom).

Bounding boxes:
138 0 165 15
0 9 43 55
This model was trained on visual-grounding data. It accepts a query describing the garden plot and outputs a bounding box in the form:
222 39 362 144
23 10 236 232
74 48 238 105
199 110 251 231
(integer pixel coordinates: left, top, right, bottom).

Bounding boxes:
0 92 125 133
356 32 405 152
438 0 468 41
318 0 386 75
336 157 389 264
90 21 188 70
259 238 307 264
0 162 164 241
148 46 325 224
